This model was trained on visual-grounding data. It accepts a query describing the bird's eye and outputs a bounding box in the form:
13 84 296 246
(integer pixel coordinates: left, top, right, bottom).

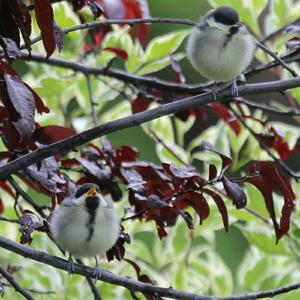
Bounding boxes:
75 183 99 198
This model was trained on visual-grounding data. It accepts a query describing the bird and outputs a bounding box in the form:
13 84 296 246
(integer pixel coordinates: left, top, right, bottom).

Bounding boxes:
49 183 120 280
186 6 256 99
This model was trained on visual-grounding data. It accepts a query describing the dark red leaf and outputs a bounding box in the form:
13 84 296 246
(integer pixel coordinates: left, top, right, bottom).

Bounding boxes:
246 161 296 240
34 0 56 57
0 199 4 215
103 47 128 60
4 72 35 139
222 176 247 209
208 164 218 181
33 125 75 144
24 156 66 194
131 97 151 114
72 0 87 11
200 141 232 170
176 192 209 224
9 0 32 51
115 145 138 163
122 0 150 44
24 83 50 114
203 188 229 231
106 228 131 261
0 180 15 198
210 102 241 135
0 2 20 45
1 38 22 60
20 211 43 244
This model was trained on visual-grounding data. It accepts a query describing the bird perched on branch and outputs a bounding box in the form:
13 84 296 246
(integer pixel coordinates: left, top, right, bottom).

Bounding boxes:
50 183 120 279
186 6 255 98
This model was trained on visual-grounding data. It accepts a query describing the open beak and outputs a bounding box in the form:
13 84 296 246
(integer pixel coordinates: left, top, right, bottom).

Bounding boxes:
86 186 99 198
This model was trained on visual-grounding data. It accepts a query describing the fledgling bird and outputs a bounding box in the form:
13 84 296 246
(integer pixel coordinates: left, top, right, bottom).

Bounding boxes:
186 6 256 98
50 183 120 279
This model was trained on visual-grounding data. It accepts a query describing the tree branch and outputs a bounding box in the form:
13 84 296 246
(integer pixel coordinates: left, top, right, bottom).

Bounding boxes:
0 265 34 300
0 77 300 179
255 41 298 77
1 235 300 300
18 51 300 95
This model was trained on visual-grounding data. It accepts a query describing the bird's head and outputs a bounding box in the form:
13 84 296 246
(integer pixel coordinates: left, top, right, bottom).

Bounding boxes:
74 183 108 210
204 6 242 32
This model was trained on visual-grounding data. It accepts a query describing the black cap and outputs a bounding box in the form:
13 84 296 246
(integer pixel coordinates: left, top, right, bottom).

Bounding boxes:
211 6 239 25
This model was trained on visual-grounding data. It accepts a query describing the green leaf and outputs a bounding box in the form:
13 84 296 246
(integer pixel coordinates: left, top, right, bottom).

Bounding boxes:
144 30 190 63
137 53 185 75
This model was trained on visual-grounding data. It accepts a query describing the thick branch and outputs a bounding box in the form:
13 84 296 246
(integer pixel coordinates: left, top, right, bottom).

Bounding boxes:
1 235 300 300
0 77 300 179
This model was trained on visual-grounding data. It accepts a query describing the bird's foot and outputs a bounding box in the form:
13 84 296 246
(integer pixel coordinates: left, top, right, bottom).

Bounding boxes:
230 79 239 98
67 254 75 277
93 257 102 282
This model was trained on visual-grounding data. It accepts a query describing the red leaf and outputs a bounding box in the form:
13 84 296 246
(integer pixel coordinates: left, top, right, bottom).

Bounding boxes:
208 164 218 181
122 0 150 44
0 180 15 198
0 199 4 215
203 188 229 231
222 176 247 209
176 192 210 224
246 161 296 241
4 72 35 139
115 145 138 163
20 211 43 244
103 47 128 60
131 97 151 114
9 0 32 51
34 0 56 58
210 102 241 135
24 83 49 114
33 125 76 144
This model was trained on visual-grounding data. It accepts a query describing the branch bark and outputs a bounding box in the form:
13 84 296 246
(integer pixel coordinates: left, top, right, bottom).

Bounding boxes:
1 235 300 300
0 77 300 179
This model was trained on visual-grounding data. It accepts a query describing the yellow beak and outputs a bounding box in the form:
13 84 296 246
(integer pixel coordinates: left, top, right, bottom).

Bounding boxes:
86 186 98 197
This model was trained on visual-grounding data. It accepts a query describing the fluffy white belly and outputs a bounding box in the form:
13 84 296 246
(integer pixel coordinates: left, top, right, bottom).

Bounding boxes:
187 27 255 82
50 205 120 258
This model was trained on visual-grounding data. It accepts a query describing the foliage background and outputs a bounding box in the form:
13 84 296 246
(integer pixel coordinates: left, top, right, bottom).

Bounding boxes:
1 0 300 299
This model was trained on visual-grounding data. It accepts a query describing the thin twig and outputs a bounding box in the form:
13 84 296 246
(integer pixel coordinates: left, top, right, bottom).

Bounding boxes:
76 258 102 300
15 18 196 53
233 98 300 117
255 41 298 77
149 129 189 166
1 282 54 295
1 235 300 299
85 74 99 127
7 177 47 218
0 265 34 300
0 77 300 180
260 18 300 44
0 217 20 224
229 106 300 179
